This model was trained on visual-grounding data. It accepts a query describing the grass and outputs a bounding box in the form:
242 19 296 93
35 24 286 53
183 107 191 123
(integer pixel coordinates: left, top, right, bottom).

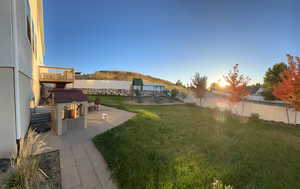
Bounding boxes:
87 95 128 109
92 95 300 189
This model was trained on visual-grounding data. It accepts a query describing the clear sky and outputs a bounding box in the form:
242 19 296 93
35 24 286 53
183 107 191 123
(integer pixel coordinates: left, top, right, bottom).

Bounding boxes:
43 0 299 85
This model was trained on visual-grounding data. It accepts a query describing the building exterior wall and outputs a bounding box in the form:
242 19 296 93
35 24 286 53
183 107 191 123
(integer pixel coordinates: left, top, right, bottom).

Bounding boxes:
0 0 13 67
18 72 33 137
14 0 32 77
29 0 45 105
0 0 45 157
0 68 17 158
12 0 45 139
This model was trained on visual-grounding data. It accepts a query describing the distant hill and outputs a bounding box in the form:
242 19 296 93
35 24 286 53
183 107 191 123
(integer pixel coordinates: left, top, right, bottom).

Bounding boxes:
76 71 184 89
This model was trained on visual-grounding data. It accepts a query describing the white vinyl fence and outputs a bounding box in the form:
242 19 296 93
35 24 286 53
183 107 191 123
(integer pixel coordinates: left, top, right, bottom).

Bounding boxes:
74 80 131 90
181 93 299 124
73 80 167 92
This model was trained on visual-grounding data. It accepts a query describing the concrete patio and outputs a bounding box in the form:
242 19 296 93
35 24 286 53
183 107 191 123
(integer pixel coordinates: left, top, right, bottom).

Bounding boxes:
42 106 135 189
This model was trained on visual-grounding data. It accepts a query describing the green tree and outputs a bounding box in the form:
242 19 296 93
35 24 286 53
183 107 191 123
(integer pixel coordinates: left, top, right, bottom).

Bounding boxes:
175 80 184 87
191 73 207 105
210 82 217 91
262 63 287 100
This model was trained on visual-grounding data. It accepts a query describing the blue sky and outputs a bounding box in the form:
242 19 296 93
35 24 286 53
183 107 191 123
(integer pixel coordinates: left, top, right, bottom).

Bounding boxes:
43 0 299 85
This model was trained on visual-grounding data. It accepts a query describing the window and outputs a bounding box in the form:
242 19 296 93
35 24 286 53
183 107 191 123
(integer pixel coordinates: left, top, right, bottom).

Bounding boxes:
34 33 37 57
32 23 35 52
25 0 32 44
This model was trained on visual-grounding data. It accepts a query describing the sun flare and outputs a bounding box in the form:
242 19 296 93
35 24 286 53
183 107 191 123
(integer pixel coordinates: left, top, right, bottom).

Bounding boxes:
218 79 227 88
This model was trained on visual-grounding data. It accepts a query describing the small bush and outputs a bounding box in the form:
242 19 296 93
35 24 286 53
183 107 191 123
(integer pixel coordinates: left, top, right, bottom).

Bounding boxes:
1 129 49 189
179 91 187 99
95 96 101 105
249 113 260 121
171 89 179 99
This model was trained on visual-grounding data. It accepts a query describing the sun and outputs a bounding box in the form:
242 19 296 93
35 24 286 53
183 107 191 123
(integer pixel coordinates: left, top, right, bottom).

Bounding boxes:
218 79 227 88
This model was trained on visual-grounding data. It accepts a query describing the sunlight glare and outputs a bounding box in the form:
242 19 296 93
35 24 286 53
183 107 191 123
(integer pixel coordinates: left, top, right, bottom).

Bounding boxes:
218 79 227 88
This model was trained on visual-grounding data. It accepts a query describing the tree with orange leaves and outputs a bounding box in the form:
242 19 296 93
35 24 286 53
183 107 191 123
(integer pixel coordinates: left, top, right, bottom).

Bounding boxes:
273 54 300 125
224 64 250 113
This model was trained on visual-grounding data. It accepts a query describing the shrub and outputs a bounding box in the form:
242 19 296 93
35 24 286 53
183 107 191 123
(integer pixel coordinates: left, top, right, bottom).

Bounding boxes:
249 113 260 121
95 96 101 105
171 89 179 99
1 129 49 189
179 91 187 99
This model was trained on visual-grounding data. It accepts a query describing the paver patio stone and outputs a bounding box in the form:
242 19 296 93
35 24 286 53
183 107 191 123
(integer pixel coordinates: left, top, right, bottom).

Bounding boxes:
40 106 136 189
61 164 81 189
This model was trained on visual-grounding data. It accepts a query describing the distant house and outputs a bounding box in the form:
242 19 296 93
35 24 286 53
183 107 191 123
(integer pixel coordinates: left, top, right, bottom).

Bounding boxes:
209 87 285 105
246 87 265 102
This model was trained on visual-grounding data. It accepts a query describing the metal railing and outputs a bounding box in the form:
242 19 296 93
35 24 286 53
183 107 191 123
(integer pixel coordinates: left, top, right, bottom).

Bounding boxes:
39 66 74 83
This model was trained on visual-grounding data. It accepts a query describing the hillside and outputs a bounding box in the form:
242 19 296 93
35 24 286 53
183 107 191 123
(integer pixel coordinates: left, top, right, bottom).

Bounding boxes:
76 71 184 89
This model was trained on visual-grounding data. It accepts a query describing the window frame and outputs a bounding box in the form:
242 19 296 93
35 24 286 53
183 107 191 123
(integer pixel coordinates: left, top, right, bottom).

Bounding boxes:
25 0 32 46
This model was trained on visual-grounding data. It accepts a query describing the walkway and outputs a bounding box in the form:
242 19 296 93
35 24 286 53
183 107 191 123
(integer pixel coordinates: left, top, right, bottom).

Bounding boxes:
42 106 136 189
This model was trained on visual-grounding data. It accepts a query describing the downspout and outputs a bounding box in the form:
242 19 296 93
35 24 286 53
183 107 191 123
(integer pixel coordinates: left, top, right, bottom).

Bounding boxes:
11 0 22 139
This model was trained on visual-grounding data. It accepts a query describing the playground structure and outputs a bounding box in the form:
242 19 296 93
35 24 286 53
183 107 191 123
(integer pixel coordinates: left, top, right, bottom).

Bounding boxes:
130 78 170 103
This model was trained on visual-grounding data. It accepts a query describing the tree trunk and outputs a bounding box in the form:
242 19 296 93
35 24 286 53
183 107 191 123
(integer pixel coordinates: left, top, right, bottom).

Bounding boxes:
294 111 297 126
242 101 245 117
286 105 290 125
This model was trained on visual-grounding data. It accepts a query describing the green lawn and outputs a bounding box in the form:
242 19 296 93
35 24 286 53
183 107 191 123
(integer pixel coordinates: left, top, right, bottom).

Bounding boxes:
92 95 300 189
87 95 127 109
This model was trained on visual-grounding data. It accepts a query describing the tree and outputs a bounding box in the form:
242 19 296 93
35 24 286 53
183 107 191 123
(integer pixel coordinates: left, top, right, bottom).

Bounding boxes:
273 54 300 125
171 89 179 99
224 64 250 109
262 63 287 100
210 82 217 91
191 73 207 106
175 80 184 87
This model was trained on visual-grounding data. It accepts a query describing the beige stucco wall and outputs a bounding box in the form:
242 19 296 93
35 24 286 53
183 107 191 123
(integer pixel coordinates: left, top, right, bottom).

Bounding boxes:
29 0 45 105
0 68 17 158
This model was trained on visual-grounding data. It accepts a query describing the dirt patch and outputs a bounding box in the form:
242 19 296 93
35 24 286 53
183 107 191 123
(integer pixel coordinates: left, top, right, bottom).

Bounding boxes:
0 159 10 176
39 150 61 189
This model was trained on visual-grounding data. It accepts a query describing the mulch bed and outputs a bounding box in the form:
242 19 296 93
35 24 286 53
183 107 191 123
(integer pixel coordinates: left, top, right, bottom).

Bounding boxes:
0 159 10 175
39 150 61 189
0 150 61 189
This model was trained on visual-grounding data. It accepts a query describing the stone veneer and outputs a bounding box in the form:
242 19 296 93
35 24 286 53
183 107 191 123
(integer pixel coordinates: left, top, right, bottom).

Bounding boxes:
80 88 130 96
